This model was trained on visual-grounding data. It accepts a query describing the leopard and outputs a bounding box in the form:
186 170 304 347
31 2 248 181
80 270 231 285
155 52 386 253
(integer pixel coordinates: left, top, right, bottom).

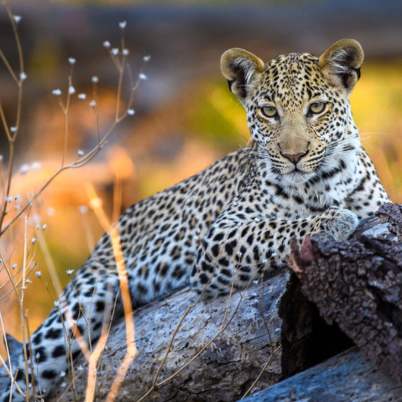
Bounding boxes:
0 38 390 401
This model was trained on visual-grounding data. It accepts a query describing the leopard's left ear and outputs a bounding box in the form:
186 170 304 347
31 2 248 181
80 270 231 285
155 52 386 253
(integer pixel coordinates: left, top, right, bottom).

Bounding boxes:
319 39 364 93
221 48 265 101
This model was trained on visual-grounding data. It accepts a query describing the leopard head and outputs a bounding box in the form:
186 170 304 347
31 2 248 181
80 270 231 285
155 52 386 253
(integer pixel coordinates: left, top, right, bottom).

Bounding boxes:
221 39 364 183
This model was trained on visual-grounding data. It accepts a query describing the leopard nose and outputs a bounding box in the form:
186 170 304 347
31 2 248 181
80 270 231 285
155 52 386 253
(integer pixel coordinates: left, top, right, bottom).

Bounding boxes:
280 151 307 163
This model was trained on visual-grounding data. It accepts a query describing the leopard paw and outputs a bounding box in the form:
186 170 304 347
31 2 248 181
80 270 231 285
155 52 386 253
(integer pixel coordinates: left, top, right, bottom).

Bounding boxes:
322 208 359 241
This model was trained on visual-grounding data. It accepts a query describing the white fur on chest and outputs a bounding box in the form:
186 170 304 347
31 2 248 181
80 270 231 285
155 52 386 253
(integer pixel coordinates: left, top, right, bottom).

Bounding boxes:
259 145 362 218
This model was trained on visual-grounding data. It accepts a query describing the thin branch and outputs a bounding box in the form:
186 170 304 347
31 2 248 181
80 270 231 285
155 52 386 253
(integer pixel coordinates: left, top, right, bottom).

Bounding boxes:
114 33 127 122
0 103 13 142
86 184 138 402
20 215 30 401
0 140 15 234
60 70 74 167
0 48 18 83
240 346 280 399
152 303 195 385
4 4 24 74
135 291 243 402
0 2 26 231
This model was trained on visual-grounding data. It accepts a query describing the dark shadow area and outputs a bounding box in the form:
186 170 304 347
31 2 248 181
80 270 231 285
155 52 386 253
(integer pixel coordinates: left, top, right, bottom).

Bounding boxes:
279 273 354 379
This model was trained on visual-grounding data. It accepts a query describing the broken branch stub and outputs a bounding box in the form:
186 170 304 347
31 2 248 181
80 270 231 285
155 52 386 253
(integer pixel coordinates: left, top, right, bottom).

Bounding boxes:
290 203 402 383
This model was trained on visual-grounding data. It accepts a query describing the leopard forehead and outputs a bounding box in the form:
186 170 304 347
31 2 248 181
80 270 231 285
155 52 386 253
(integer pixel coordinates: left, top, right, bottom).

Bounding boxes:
254 52 335 108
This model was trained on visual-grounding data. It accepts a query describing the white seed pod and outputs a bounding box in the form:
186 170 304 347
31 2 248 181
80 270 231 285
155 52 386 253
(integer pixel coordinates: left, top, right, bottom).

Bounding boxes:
79 205 88 214
47 207 55 216
19 163 30 174
31 161 41 170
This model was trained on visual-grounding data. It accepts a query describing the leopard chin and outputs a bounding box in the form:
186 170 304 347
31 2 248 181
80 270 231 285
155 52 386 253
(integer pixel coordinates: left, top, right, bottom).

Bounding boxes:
280 170 315 185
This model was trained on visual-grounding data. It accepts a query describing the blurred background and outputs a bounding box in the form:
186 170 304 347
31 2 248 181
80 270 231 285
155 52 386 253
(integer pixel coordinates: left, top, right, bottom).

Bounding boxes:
0 0 401 342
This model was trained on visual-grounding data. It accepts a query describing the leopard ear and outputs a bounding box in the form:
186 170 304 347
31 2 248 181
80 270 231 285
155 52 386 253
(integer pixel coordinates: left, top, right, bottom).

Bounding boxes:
319 39 364 92
220 48 265 101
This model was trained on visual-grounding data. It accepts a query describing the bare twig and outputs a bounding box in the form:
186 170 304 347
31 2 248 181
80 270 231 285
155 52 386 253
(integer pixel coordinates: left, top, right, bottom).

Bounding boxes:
152 303 195 385
0 2 25 232
86 184 138 402
135 288 243 402
0 10 146 400
240 346 280 399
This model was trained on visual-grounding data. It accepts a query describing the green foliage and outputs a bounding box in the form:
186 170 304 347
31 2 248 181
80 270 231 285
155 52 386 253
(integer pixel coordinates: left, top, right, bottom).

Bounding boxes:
186 80 249 151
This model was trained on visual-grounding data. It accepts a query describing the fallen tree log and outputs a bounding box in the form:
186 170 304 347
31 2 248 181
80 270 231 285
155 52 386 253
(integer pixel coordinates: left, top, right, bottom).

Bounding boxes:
242 347 402 402
51 274 286 402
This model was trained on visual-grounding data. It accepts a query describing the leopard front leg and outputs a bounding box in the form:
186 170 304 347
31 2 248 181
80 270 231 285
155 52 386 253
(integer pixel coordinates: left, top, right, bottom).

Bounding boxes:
190 207 358 299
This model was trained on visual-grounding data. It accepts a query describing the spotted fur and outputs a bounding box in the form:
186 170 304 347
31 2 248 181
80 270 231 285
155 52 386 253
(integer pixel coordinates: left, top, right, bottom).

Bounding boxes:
1 39 389 401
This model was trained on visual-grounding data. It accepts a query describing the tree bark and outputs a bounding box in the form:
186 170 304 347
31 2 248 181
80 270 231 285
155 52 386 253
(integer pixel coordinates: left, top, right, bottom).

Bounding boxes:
242 347 402 402
289 203 402 383
51 274 286 402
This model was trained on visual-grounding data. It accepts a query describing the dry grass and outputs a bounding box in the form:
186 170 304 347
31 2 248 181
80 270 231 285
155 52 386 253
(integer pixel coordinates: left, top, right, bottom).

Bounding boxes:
0 3 145 400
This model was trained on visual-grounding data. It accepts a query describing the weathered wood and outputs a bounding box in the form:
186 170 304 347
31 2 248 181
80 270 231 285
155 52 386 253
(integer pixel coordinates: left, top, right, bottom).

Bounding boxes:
278 272 353 379
289 203 402 383
241 348 402 402
51 274 286 402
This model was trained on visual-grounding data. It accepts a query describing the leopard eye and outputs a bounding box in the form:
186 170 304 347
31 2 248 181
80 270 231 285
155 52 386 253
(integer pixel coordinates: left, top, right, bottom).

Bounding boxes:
307 101 327 115
260 105 278 119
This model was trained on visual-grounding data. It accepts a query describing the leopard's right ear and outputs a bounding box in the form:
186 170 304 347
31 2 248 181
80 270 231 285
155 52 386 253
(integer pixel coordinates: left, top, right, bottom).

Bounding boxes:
220 48 265 102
